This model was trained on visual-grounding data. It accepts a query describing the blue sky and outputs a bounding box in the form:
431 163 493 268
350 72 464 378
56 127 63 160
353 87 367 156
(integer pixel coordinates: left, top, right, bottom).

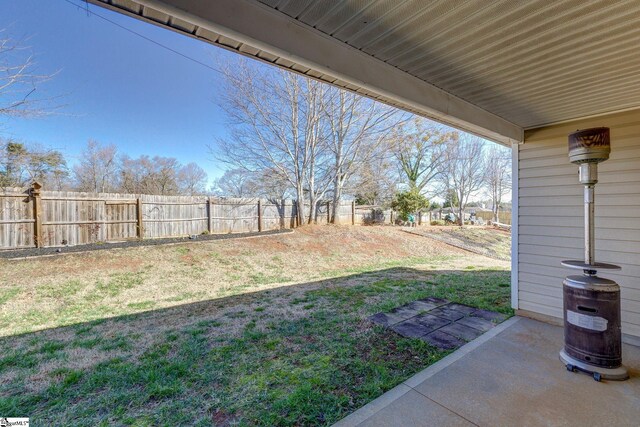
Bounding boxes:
2 0 509 201
2 0 233 182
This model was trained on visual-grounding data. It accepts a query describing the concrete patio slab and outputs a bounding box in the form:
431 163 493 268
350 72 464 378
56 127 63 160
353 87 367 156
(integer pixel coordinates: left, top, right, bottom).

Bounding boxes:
358 389 473 427
335 317 640 427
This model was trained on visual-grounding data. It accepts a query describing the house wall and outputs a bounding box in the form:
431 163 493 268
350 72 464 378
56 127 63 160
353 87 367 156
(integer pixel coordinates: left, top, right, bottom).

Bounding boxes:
518 109 640 340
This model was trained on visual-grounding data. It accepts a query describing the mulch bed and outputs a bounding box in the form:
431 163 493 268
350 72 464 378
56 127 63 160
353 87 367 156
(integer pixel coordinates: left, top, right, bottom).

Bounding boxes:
0 229 293 260
369 297 507 350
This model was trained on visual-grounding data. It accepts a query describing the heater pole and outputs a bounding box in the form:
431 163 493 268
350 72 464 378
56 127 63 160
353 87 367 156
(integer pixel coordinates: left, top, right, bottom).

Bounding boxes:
578 162 598 268
584 185 595 266
578 162 598 267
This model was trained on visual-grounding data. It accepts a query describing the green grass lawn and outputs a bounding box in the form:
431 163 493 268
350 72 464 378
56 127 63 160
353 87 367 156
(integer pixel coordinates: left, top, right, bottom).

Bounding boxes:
0 266 511 426
0 227 512 425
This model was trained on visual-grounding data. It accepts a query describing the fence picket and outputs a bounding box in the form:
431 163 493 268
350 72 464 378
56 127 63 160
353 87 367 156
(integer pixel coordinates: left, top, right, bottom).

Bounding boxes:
0 185 392 249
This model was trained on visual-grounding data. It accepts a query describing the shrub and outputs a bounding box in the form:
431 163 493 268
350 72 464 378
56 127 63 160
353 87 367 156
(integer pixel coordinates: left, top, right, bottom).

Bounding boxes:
391 189 429 221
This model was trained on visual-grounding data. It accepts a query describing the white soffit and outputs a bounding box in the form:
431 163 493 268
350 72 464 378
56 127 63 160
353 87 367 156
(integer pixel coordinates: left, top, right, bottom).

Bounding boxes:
265 0 640 130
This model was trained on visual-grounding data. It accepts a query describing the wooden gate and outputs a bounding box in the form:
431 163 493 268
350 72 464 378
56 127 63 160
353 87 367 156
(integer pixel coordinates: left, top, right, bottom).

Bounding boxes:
105 199 138 241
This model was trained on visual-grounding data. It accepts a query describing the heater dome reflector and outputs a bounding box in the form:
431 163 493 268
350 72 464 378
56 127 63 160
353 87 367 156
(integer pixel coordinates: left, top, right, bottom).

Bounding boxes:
568 127 610 164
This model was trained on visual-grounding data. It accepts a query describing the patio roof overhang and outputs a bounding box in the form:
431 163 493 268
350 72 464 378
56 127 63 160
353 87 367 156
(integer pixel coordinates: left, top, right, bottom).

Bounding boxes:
87 0 640 146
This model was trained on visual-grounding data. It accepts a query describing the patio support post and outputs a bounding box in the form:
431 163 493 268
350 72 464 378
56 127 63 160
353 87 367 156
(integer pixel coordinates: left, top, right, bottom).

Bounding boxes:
510 143 519 310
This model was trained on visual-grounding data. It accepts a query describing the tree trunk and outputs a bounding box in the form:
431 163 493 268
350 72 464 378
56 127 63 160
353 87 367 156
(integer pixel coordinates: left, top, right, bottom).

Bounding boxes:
458 205 464 227
296 184 306 227
308 198 317 224
331 174 342 224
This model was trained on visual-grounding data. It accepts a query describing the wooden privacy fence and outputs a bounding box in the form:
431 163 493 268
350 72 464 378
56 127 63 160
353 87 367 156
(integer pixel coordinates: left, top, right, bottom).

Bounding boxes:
475 210 512 225
0 184 365 249
354 205 394 225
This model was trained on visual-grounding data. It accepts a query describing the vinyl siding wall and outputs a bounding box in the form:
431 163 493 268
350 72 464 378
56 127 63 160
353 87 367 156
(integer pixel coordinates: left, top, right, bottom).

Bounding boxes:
519 109 640 339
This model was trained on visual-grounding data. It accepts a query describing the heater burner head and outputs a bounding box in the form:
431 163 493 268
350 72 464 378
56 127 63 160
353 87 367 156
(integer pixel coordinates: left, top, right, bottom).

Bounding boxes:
568 127 610 164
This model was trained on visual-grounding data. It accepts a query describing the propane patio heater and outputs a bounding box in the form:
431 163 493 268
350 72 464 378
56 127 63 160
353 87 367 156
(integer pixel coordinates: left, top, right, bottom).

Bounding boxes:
559 127 628 381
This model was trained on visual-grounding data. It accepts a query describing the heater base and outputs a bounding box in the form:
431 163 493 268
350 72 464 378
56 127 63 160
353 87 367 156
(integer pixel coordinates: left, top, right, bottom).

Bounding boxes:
560 350 628 381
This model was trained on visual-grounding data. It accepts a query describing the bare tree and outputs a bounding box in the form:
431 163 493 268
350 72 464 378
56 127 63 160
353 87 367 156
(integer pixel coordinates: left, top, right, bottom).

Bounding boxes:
212 167 291 199
0 30 57 120
483 145 511 223
73 140 119 193
351 156 398 206
212 168 257 197
118 155 181 195
118 154 147 194
178 162 208 195
322 87 404 222
253 168 292 200
0 139 68 189
213 58 329 225
392 118 457 194
117 154 209 196
438 135 486 226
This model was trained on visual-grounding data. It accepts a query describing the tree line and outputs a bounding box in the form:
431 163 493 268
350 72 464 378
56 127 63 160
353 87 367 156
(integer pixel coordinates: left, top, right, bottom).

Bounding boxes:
0 139 209 196
0 30 510 223
211 58 511 225
0 30 209 197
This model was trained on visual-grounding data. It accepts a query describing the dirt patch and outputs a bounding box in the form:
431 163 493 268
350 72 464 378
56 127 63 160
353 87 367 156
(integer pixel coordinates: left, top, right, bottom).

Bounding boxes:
405 226 511 261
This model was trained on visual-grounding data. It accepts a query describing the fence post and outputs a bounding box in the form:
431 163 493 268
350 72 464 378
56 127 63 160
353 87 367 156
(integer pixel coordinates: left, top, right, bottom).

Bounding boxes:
281 198 286 229
207 197 213 233
136 197 144 239
257 199 262 232
31 182 43 248
351 201 356 225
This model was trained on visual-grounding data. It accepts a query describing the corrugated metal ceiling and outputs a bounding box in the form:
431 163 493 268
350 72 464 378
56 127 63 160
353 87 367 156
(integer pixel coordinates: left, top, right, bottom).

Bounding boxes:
262 0 640 129
88 0 640 130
